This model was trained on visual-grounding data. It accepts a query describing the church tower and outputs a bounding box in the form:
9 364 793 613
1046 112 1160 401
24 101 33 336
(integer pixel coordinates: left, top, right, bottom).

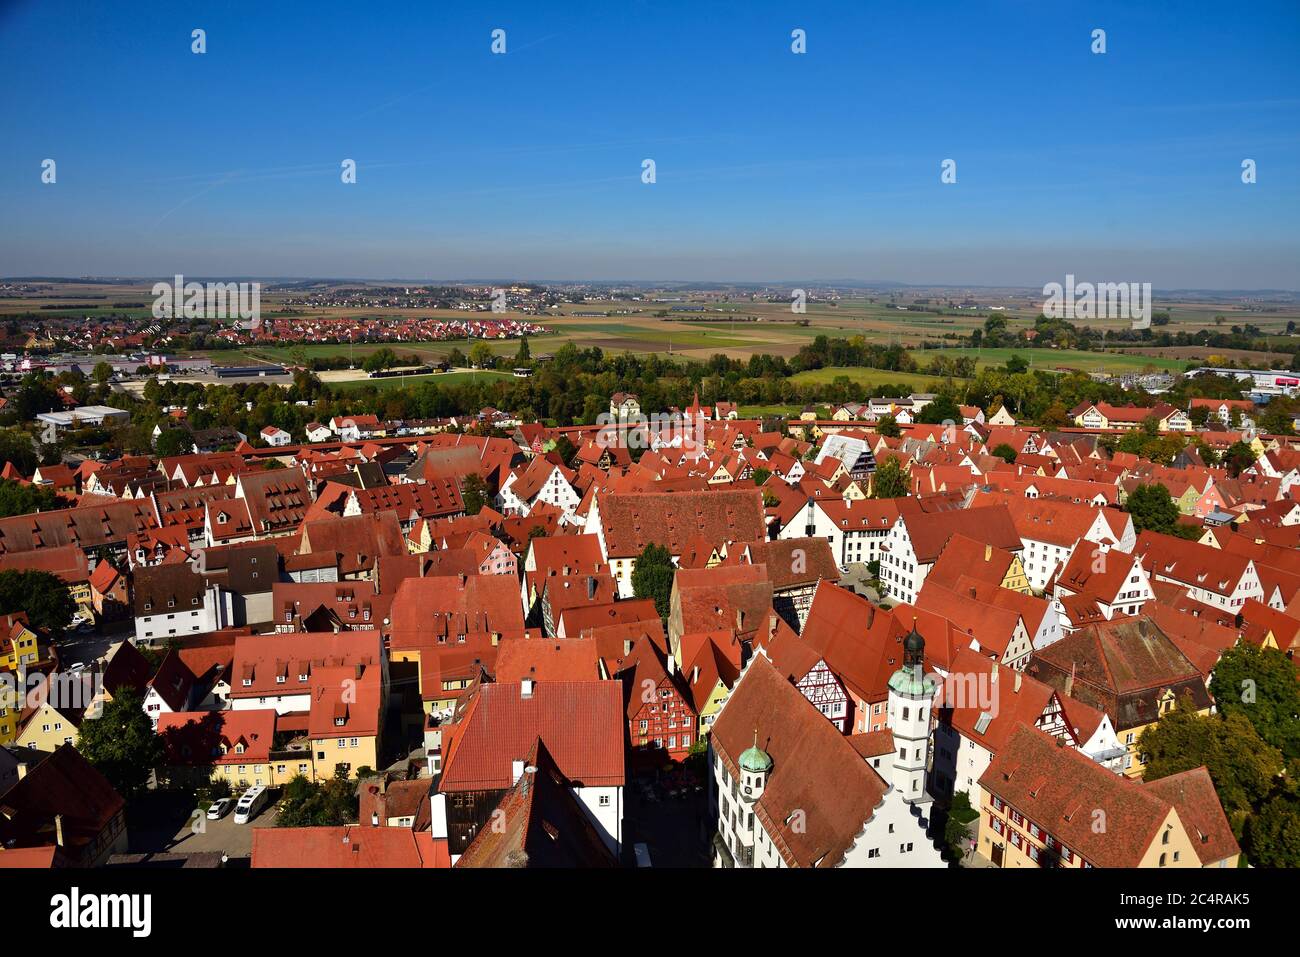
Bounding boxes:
887 620 938 803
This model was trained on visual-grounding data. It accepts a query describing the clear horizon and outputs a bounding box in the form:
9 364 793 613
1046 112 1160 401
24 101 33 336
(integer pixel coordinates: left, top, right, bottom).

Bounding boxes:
2 1 1298 289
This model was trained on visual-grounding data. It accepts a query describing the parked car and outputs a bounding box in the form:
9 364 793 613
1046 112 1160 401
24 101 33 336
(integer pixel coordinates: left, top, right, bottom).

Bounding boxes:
233 786 270 824
206 797 234 820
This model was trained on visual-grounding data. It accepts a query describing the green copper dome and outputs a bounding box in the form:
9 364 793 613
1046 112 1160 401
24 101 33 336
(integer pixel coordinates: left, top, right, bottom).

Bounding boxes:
888 664 937 697
739 729 772 773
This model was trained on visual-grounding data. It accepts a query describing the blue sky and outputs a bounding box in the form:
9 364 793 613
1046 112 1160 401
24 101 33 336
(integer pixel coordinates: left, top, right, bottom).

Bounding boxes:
1 0 1298 287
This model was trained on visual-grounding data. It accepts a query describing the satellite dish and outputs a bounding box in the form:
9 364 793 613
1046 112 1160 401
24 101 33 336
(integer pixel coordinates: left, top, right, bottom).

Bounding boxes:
524 765 538 774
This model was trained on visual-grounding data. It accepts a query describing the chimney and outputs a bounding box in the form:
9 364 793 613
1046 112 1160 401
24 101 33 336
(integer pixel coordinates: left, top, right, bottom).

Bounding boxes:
587 576 597 600
1014 671 1022 693
624 639 633 656
512 759 526 782
371 811 380 826
984 544 992 562
990 666 998 685
667 653 676 675
692 665 700 683
735 608 745 631
1064 662 1076 697
54 814 65 847
520 677 534 699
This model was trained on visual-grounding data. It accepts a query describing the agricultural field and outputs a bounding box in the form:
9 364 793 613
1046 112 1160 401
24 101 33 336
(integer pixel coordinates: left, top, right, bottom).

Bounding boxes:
791 366 952 392
327 370 514 393
908 346 1191 374
4 281 1296 369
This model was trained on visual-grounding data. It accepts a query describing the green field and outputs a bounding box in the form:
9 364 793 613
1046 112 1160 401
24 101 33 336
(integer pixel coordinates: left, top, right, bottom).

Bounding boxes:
908 346 1191 374
329 370 514 393
791 367 951 391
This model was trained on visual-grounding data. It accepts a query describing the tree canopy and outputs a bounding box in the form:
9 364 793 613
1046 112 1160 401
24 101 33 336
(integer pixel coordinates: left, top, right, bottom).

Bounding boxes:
276 769 359 827
0 569 76 639
871 457 909 499
631 543 675 620
76 686 164 801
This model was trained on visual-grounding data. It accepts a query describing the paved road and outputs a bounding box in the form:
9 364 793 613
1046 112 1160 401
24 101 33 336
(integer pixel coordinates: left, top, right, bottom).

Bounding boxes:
128 791 280 862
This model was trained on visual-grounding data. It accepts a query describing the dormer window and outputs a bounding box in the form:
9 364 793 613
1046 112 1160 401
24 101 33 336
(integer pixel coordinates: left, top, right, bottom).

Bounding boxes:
299 673 308 682
242 678 252 687
335 717 346 727
276 675 286 684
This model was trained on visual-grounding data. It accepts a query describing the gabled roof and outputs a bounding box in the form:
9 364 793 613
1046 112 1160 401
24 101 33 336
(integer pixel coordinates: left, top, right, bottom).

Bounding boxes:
388 573 525 648
595 488 766 558
1143 767 1240 865
455 737 616 868
711 654 887 868
157 709 277 765
900 504 1021 563
0 745 123 863
439 681 624 792
252 825 449 868
979 725 1177 868
494 637 603 684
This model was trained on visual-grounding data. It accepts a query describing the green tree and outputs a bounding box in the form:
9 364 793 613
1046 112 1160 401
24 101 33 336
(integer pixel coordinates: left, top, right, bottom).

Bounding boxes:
917 394 961 425
876 414 900 438
0 477 62 517
751 467 771 486
0 428 39 476
552 435 577 465
1211 644 1300 760
76 687 164 801
1223 440 1257 478
154 427 192 458
362 348 398 374
0 569 76 639
460 473 489 515
943 790 977 860
1243 795 1300 868
1123 483 1181 536
515 336 531 363
871 457 909 499
991 443 1017 464
468 342 495 369
631 543 675 620
1138 702 1283 829
276 768 359 827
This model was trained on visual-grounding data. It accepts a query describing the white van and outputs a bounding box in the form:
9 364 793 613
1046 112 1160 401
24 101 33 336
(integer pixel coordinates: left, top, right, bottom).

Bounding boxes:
233 785 269 824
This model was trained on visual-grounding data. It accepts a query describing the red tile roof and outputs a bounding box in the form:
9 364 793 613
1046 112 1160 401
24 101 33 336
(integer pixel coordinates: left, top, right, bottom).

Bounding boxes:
979 725 1177 867
712 654 888 868
252 825 449 868
439 680 625 791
